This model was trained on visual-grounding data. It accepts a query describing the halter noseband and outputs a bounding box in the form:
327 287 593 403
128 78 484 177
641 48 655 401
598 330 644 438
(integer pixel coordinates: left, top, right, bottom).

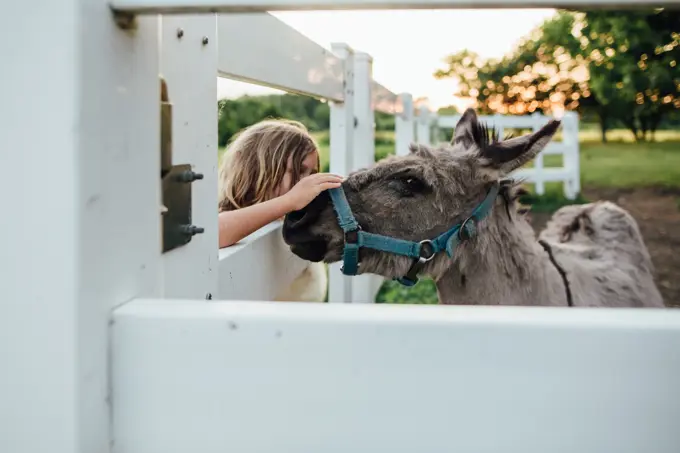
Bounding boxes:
327 181 500 286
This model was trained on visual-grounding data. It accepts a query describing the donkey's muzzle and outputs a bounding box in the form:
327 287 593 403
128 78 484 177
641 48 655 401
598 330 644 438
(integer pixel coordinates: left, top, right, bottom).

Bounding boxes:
282 191 330 262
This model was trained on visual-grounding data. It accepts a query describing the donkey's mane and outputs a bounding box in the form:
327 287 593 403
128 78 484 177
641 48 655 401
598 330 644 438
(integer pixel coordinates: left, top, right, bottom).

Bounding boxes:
465 121 515 150
498 177 531 220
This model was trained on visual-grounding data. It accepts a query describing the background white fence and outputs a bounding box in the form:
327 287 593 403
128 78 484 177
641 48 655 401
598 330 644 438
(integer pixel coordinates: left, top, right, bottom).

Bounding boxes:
436 112 581 199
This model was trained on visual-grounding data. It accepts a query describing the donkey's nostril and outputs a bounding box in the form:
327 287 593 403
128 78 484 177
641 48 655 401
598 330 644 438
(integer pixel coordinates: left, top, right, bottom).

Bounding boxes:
286 208 306 224
283 191 328 231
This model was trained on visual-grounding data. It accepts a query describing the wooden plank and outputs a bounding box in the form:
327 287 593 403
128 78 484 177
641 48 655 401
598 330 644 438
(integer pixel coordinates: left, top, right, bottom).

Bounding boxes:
160 15 220 300
217 13 344 101
113 299 680 453
217 222 308 300
111 0 674 14
371 80 401 114
2 0 162 452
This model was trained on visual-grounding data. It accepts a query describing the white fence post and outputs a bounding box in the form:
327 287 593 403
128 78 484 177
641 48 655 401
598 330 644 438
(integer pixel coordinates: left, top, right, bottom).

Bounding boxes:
531 112 546 196
160 15 219 300
2 2 161 452
416 105 431 145
350 50 378 304
436 112 580 200
328 43 355 304
562 111 581 199
395 93 414 156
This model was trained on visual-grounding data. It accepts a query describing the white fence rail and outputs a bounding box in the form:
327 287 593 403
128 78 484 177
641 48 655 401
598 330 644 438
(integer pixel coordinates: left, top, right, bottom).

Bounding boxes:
436 112 581 199
113 299 680 453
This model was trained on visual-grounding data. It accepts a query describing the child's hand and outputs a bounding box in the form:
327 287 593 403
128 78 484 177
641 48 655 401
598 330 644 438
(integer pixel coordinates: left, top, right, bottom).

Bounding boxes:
284 173 343 211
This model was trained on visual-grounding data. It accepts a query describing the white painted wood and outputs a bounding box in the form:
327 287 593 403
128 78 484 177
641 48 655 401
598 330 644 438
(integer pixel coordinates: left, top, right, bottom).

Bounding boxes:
1 1 161 452
371 81 400 114
512 167 574 184
113 299 680 453
327 43 355 304
438 113 560 129
531 113 546 195
395 92 414 156
111 0 674 14
416 104 431 145
217 13 344 101
438 112 580 200
563 111 581 198
217 222 307 300
352 52 376 172
161 15 219 299
351 51 381 304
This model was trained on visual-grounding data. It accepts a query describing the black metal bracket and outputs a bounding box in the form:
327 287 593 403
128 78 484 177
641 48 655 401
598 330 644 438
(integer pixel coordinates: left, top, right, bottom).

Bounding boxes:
160 77 204 253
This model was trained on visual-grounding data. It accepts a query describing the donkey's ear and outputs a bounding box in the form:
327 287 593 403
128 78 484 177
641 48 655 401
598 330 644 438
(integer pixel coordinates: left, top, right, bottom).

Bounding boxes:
451 108 479 146
479 119 561 174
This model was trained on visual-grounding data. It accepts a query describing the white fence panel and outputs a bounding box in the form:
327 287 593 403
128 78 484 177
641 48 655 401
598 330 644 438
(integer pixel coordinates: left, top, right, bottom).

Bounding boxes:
416 105 432 145
395 93 415 156
160 15 219 299
2 2 163 452
437 112 581 199
113 299 680 453
218 222 308 300
371 80 401 114
217 13 344 101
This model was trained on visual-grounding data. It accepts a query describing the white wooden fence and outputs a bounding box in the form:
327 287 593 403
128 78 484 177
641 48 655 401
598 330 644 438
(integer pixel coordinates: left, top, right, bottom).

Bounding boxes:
4 2 680 453
436 112 581 199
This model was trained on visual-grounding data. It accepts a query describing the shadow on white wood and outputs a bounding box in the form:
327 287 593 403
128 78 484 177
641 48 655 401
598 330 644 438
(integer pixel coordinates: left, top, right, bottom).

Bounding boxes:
112 299 680 453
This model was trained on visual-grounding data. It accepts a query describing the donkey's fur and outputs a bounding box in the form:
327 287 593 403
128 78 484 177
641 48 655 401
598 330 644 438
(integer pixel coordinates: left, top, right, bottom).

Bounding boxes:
282 108 664 307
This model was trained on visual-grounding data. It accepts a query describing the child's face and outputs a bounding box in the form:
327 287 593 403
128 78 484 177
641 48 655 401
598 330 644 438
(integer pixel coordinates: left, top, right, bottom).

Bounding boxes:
275 149 319 197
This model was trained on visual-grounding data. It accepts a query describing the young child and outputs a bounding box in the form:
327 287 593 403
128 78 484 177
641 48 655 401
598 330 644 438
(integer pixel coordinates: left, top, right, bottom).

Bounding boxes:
217 119 342 302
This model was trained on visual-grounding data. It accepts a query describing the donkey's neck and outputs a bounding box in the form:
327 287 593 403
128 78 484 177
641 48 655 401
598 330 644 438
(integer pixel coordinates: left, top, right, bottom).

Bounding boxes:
434 211 568 306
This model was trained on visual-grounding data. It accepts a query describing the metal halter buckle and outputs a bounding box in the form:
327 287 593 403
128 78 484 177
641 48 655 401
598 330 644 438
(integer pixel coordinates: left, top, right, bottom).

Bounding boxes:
344 225 361 244
458 217 476 241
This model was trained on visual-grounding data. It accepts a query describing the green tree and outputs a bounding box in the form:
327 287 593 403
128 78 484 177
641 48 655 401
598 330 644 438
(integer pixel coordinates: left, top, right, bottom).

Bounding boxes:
434 9 679 142
579 10 680 141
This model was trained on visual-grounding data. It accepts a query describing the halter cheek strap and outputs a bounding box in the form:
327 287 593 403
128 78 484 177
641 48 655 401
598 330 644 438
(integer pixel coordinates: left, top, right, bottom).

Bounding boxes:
328 181 500 286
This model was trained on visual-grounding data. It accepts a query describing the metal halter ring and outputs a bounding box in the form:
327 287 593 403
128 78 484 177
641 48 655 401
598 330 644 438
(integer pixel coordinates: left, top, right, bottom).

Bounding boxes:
418 240 436 263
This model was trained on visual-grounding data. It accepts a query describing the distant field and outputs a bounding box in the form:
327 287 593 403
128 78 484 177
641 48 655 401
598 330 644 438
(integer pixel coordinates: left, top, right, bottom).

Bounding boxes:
220 128 680 191
310 129 680 191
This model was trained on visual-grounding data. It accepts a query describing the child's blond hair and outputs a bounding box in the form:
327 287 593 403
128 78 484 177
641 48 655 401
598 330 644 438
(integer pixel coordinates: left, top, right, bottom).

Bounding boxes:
218 119 320 212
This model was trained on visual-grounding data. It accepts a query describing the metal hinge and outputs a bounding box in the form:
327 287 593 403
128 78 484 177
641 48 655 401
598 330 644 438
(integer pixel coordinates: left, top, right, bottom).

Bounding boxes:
160 76 204 253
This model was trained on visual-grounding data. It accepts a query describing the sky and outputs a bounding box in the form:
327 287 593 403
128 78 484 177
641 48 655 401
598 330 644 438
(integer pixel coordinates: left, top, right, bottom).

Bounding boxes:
216 9 557 109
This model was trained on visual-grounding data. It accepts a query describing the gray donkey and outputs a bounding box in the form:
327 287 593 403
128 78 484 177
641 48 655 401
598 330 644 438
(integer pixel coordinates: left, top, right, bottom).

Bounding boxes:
282 108 664 307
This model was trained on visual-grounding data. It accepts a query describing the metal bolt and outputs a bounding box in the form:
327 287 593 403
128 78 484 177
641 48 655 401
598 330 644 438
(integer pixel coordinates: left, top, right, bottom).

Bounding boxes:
177 170 204 183
177 28 184 38
178 225 204 236
202 36 209 45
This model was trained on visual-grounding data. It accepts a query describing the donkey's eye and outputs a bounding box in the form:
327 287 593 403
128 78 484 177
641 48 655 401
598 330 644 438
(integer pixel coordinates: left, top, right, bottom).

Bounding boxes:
388 175 427 197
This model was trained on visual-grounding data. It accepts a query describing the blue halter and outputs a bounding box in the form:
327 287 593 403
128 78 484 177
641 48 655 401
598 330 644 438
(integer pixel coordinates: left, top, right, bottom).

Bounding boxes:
327 181 500 286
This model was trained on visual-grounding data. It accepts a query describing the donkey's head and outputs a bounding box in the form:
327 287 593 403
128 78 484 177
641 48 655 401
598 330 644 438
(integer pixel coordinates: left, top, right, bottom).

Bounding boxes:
282 108 560 279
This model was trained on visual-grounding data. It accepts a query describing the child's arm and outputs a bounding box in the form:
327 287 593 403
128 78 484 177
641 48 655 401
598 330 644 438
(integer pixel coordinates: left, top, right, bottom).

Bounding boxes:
218 173 343 248
218 197 293 248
